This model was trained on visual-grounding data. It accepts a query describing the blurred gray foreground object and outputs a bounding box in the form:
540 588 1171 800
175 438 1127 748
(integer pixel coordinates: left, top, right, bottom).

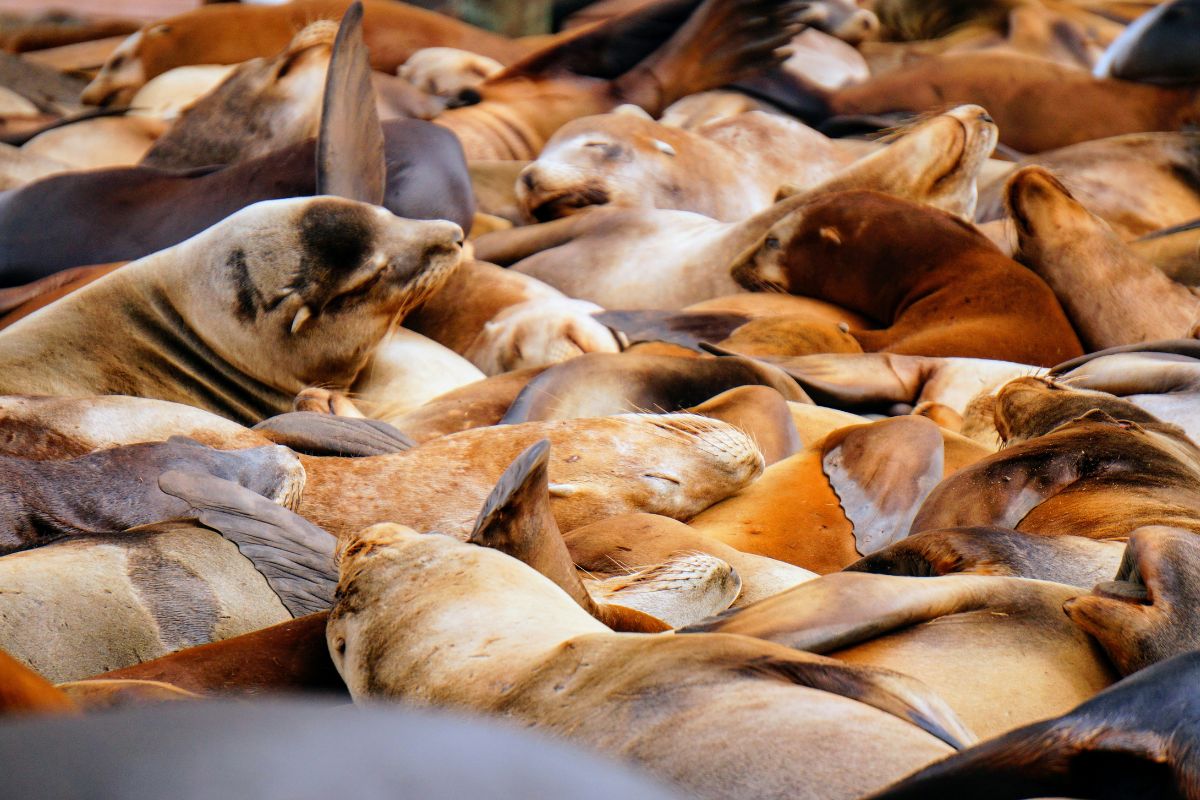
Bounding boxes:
0 700 683 800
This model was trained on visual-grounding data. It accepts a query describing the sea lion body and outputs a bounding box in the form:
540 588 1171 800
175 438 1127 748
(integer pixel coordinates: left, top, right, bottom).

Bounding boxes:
0 197 463 423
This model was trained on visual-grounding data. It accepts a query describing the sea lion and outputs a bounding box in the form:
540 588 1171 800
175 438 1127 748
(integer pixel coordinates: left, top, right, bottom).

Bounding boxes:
911 409 1200 539
500 351 807 425
347 327 485 418
714 314 864 357
381 368 546 442
0 438 303 555
0 196 464 423
685 571 1115 738
326 524 968 800
688 415 948 572
397 47 504 102
686 292 874 329
1063 525 1200 676
829 50 1200 153
20 115 164 169
849 526 1126 589
516 108 849 222
1094 0 1200 84
976 133 1200 239
477 104 997 309
865 650 1200 800
297 412 764 540
80 0 531 107
1008 165 1200 350
127 65 235 121
988 374 1167 446
732 189 1083 367
0 700 688 800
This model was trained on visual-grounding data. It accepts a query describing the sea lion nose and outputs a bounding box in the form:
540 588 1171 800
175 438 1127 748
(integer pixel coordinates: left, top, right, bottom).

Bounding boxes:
978 111 995 124
521 170 537 191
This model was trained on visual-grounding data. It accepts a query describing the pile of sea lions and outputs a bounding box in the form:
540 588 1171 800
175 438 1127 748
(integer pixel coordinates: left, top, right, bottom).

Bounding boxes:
3 0 1200 797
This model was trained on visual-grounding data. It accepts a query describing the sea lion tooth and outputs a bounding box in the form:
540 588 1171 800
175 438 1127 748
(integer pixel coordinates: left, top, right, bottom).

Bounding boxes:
290 304 314 335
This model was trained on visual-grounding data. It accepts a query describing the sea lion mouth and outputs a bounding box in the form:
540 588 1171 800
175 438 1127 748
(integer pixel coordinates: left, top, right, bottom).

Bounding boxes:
529 188 610 223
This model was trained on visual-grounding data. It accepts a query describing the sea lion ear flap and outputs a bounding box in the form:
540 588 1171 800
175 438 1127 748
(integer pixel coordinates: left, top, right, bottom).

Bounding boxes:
253 412 415 457
158 470 337 617
316 0 386 205
822 416 945 556
470 441 669 633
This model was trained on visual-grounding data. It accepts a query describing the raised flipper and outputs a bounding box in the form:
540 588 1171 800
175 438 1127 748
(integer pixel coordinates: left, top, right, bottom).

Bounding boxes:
252 412 414 457
316 1 385 205
470 440 671 632
158 471 336 617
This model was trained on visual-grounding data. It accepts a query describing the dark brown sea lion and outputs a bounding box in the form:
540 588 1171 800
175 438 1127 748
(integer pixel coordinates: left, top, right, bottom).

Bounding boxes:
865 650 1200 800
326 521 970 800
0 197 464 423
733 189 1084 367
1064 525 1200 676
849 526 1125 589
911 409 1200 539
0 438 302 555
80 0 531 107
1008 165 1200 350
685 571 1115 738
830 50 1200 153
500 351 807 423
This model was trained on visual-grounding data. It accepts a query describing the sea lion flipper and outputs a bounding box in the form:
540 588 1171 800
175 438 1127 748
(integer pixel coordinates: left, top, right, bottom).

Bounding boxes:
252 412 415 457
822 417 945 556
745 652 975 750
316 0 386 205
594 309 750 351
158 470 336 617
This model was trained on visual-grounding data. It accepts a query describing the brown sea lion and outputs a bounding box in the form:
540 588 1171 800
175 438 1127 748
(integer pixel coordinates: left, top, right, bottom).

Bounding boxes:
865 651 1200 800
688 416 948 572
732 189 1084 367
686 385 802 465
0 649 77 717
500 351 807 424
830 50 1200 153
911 409 1200 539
976 133 1200 239
1064 525 1200 676
1008 165 1200 350
516 107 850 222
80 0 530 107
0 196 464 423
297 412 764 540
685 571 1115 738
326 524 970 800
477 104 997 309
715 314 864 357
849 526 1126 589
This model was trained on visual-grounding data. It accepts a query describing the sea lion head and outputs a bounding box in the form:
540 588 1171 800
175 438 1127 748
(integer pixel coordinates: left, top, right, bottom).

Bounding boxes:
141 22 337 168
1007 165 1116 261
516 110 692 222
992 376 1164 446
81 28 155 106
1065 525 1200 676
168 195 463 394
397 47 503 105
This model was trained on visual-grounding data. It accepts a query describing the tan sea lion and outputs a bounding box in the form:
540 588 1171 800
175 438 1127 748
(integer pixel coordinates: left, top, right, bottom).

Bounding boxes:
1063 525 1200 676
0 196 463 424
477 104 997 309
865 651 1200 800
563 512 817 607
516 107 850 222
20 116 165 169
685 571 1116 738
732 189 1084 366
849 526 1126 589
128 65 236 121
1009 166 1200 350
327 524 970 800
297 412 764 540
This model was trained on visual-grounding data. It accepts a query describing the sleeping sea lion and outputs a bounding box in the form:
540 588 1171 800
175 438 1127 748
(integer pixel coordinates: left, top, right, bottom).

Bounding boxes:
296 412 764 540
326 520 969 800
1008 165 1200 350
866 650 1200 800
516 107 850 222
732 189 1083 366
849 526 1126 589
684 571 1115 738
0 196 464 423
1064 525 1200 676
